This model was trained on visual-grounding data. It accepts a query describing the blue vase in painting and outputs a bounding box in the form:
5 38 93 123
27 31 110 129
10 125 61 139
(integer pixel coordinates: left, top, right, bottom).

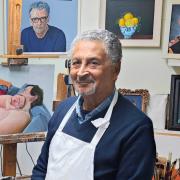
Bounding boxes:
120 25 138 39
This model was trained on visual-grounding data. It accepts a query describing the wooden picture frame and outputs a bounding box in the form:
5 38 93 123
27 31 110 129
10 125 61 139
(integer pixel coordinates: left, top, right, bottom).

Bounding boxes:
99 0 163 47
167 75 180 130
163 0 180 59
119 88 150 113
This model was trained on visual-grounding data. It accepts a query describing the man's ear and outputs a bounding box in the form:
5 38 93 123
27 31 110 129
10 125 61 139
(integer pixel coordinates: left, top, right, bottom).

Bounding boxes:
113 61 121 81
47 16 49 23
115 61 121 74
29 16 33 26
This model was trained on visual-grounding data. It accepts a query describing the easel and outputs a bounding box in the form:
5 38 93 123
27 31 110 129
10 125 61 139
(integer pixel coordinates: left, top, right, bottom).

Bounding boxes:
53 73 75 111
1 0 23 176
7 0 22 55
0 132 46 177
0 0 72 176
0 0 46 177
0 0 60 66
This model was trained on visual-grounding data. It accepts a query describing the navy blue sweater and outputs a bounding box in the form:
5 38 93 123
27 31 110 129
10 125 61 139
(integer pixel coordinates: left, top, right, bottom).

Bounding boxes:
32 93 156 180
21 25 66 52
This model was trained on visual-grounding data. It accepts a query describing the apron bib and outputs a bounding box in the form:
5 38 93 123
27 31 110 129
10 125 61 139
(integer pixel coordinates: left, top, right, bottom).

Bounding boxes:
46 91 118 180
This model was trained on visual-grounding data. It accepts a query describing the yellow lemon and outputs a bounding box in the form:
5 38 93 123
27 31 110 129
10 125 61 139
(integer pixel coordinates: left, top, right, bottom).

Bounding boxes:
132 17 139 25
125 19 133 27
119 18 125 27
123 12 134 20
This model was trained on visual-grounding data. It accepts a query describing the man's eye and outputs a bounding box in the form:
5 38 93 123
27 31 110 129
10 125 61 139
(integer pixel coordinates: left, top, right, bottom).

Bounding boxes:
91 60 99 65
89 60 100 67
72 61 79 65
71 61 81 67
32 18 38 21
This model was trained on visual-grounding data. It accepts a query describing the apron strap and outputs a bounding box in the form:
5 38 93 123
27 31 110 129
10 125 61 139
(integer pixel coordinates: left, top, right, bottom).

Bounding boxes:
91 91 118 146
58 99 79 130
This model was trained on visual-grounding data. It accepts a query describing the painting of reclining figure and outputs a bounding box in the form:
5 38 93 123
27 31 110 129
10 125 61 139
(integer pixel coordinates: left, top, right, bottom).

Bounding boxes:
0 64 54 135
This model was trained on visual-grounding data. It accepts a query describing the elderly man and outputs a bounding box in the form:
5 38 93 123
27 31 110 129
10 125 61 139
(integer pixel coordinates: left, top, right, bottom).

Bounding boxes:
21 1 66 52
32 29 156 180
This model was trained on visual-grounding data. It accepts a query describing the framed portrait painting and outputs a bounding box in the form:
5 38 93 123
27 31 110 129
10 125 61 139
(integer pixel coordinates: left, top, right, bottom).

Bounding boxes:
99 0 163 47
3 0 80 55
164 0 180 59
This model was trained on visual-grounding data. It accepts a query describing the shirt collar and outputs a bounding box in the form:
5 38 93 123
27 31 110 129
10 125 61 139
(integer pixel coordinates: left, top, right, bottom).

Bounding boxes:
76 90 115 124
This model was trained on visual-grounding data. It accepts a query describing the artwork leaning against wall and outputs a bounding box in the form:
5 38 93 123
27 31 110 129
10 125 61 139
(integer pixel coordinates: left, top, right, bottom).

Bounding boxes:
0 64 54 135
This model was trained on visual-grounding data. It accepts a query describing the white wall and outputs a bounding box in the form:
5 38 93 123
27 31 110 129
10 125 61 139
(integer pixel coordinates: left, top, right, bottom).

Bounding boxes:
80 0 180 163
0 0 180 176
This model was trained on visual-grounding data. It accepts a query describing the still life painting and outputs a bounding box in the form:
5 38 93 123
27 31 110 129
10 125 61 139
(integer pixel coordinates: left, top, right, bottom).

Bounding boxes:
118 11 141 39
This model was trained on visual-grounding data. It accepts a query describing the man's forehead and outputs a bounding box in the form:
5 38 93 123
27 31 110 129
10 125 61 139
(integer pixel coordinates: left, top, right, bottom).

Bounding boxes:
30 8 47 17
72 40 106 57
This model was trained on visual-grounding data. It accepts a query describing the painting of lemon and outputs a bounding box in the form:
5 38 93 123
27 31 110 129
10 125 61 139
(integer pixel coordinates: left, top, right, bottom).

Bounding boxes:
124 12 134 21
118 12 140 39
119 12 139 27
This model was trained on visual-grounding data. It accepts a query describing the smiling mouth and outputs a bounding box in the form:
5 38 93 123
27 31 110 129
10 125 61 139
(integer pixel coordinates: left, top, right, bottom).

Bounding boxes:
76 80 94 85
76 82 91 86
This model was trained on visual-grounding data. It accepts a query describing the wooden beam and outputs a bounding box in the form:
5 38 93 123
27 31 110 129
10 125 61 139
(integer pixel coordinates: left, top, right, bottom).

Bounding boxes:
7 0 22 54
2 0 22 176
0 54 64 59
3 144 17 176
0 132 46 144
0 132 46 176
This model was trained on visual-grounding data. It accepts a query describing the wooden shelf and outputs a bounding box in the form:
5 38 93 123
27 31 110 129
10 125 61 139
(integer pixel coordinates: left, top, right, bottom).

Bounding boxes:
154 129 180 137
168 59 180 67
0 132 46 144
0 53 67 59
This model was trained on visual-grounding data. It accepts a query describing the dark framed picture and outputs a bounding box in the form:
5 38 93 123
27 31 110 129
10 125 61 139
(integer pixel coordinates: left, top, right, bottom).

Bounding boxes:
119 89 150 112
164 0 180 59
168 75 180 130
168 4 180 55
99 0 163 47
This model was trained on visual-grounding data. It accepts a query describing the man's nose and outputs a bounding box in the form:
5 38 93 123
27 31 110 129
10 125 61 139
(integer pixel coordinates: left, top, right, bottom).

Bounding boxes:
77 64 89 77
37 20 42 25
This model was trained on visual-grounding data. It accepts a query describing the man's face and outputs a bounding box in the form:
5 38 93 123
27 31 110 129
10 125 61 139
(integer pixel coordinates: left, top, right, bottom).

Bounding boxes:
19 86 37 104
70 40 120 101
30 8 49 36
11 95 26 109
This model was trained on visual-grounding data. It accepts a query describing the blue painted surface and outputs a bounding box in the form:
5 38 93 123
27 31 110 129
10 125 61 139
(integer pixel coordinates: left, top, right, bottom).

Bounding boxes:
21 0 78 51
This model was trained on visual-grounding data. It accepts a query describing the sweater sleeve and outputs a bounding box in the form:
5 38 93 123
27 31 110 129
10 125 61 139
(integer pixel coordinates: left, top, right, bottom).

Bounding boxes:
116 119 156 180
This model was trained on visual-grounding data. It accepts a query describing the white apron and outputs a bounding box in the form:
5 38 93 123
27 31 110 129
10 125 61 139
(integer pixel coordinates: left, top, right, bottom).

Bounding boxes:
45 91 118 180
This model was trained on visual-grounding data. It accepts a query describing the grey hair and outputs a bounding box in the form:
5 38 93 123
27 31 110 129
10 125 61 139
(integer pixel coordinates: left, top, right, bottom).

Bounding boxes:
29 1 50 17
69 29 122 63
